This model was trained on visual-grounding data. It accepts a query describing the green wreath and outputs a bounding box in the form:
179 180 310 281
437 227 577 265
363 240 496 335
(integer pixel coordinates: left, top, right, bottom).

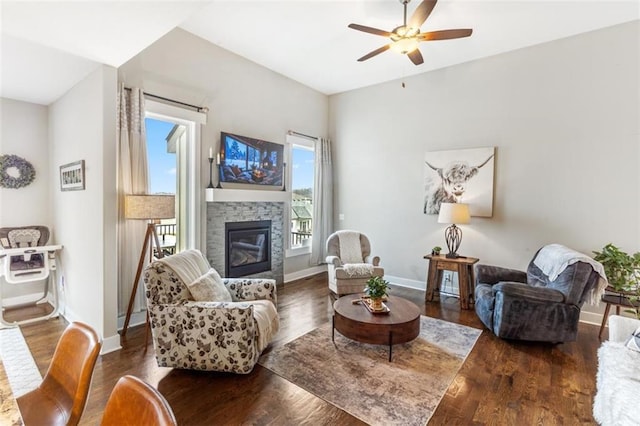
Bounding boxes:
0 154 36 189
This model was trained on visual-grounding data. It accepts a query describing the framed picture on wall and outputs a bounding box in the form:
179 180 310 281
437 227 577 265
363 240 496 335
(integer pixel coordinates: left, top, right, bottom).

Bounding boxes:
423 147 495 217
59 160 85 191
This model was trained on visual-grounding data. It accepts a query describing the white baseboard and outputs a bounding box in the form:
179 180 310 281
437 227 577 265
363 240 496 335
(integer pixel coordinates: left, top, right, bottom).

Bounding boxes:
385 275 426 291
117 311 147 331
580 310 605 327
101 335 122 354
284 265 327 283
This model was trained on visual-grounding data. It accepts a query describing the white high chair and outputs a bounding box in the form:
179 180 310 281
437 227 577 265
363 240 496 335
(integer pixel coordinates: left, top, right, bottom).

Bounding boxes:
0 226 63 327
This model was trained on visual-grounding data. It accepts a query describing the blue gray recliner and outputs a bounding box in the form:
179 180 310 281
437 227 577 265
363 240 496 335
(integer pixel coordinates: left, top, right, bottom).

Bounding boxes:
474 245 602 343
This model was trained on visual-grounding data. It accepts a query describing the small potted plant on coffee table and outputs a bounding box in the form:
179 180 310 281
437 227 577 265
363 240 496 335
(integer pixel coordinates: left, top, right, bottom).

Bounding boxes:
432 246 442 256
364 276 390 311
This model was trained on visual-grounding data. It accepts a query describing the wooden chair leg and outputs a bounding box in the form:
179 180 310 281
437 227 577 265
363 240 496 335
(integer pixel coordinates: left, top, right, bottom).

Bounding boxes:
599 303 612 340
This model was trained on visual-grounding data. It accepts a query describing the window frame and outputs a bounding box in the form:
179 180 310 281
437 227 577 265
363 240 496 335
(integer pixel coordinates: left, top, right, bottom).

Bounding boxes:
285 134 315 258
144 100 206 252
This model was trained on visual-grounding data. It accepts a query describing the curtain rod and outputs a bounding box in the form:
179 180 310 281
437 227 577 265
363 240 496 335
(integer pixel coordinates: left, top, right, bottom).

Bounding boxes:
124 87 207 113
287 130 318 141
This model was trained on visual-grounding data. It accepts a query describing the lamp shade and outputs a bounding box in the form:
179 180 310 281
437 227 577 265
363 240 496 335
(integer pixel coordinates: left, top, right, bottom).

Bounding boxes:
125 195 175 220
438 203 470 225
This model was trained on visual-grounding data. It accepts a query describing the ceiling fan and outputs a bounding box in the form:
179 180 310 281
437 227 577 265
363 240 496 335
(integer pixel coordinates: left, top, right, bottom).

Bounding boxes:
348 0 472 65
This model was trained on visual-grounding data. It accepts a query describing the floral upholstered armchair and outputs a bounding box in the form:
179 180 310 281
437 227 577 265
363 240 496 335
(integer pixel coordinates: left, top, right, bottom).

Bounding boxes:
143 249 279 374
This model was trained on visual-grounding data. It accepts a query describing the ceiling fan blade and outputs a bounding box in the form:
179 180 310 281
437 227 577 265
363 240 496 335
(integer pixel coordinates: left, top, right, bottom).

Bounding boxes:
407 49 424 65
357 44 391 62
348 23 393 38
418 29 473 41
408 0 437 29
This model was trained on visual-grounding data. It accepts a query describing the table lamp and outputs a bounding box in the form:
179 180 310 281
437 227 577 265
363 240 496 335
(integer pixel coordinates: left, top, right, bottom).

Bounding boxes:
122 194 175 336
438 202 470 259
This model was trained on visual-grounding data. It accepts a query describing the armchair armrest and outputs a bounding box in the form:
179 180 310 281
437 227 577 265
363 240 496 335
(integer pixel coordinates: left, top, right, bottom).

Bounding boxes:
149 301 256 332
364 255 380 266
147 301 260 373
326 256 342 267
476 264 527 285
223 278 277 304
494 282 565 303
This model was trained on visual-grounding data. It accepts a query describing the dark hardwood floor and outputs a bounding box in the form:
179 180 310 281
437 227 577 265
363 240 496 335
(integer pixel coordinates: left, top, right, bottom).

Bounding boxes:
6 273 601 425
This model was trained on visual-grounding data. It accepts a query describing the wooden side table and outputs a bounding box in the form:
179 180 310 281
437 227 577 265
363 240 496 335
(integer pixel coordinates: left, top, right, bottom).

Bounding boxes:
424 254 479 310
598 288 640 339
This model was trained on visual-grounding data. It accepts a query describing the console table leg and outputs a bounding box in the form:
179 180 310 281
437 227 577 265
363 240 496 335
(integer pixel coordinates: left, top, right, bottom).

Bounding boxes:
388 331 393 362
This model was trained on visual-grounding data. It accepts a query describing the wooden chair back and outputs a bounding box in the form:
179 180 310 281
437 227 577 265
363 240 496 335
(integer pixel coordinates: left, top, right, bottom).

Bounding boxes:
101 375 177 426
17 321 102 426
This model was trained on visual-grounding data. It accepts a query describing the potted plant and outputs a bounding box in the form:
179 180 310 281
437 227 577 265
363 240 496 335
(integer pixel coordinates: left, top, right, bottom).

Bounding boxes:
593 243 640 318
364 276 390 311
432 246 442 256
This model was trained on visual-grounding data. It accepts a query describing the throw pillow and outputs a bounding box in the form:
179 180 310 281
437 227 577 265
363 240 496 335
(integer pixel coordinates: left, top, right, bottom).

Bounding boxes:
624 326 640 352
187 269 232 302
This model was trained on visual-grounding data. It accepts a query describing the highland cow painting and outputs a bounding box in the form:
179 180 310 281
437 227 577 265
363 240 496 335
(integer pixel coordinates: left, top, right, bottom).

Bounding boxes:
423 147 495 217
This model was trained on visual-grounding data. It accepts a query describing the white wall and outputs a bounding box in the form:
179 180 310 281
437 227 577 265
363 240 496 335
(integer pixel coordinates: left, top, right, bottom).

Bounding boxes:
49 65 119 349
329 21 640 318
118 28 328 276
0 98 50 299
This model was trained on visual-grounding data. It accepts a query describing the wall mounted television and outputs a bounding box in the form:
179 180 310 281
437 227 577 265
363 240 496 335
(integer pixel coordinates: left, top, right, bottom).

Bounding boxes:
219 132 284 188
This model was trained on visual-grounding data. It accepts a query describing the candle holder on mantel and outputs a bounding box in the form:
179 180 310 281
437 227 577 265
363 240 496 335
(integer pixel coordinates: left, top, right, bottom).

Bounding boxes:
215 155 223 189
206 157 215 202
207 157 215 188
282 162 286 192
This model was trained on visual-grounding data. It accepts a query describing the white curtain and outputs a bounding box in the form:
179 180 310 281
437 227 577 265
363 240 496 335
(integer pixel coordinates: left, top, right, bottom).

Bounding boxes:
310 137 334 265
117 84 149 316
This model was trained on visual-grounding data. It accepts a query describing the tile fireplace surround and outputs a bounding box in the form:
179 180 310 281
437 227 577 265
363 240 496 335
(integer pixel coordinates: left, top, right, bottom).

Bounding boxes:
206 201 284 284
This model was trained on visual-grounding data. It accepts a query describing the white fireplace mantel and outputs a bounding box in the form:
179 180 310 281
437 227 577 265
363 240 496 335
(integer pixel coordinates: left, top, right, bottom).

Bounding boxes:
205 188 289 203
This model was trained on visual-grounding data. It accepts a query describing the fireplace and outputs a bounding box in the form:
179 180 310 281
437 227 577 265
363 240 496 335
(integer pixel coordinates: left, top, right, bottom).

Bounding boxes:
225 220 271 278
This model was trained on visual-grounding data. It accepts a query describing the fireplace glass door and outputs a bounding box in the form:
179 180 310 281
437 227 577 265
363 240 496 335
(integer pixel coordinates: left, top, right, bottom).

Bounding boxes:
225 220 271 277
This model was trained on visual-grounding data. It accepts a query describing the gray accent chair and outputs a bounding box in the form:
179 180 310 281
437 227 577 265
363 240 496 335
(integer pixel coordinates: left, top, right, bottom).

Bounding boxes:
474 247 600 343
325 231 384 296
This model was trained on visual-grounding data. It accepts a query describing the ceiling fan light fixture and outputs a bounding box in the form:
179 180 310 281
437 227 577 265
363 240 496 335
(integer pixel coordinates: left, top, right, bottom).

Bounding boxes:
348 0 473 64
391 37 419 54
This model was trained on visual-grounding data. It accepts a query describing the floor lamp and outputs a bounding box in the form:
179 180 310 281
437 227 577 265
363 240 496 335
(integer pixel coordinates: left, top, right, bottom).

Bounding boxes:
121 194 175 337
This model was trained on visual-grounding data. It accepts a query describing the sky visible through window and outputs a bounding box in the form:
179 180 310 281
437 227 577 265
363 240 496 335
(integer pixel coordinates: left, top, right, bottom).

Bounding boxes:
292 147 314 191
146 118 176 194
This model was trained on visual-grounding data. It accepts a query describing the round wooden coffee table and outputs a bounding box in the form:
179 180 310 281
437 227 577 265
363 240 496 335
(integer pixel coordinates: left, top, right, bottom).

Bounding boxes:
332 295 421 361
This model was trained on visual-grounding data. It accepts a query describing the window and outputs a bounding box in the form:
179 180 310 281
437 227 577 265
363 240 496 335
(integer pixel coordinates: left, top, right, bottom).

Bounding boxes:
287 135 315 255
145 100 207 252
145 117 179 256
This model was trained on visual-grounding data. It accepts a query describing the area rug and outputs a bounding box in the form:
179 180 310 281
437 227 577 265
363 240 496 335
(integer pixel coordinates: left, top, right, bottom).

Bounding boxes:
258 316 481 426
0 327 42 397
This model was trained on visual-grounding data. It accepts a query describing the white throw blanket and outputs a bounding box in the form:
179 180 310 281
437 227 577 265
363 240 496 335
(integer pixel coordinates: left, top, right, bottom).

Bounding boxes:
249 300 280 352
338 231 364 264
157 249 210 286
533 244 608 305
343 263 375 277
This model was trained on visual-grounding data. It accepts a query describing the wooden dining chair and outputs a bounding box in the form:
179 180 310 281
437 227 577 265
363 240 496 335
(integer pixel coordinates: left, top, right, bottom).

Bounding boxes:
17 321 102 426
101 375 177 426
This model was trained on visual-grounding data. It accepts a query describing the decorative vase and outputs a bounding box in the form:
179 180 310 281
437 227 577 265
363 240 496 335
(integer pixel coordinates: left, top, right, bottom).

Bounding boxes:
371 297 383 311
